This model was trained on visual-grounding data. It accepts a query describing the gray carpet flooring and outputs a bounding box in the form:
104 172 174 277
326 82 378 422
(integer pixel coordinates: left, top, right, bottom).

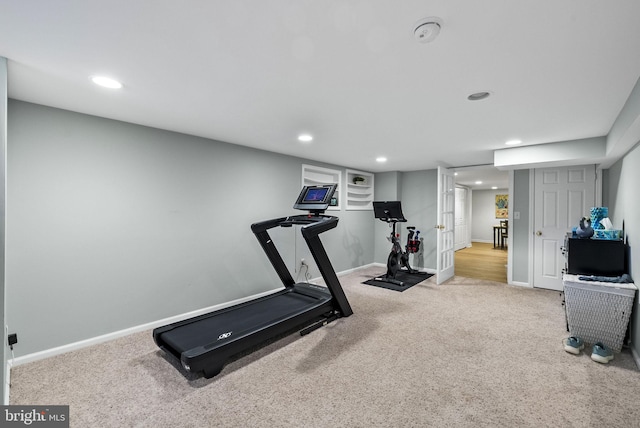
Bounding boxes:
9 267 640 427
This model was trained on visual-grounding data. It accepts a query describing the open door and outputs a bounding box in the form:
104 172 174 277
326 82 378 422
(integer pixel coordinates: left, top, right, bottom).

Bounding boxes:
436 166 455 284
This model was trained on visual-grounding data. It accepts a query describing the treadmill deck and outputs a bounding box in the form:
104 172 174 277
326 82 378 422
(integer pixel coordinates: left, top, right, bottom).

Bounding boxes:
156 284 332 356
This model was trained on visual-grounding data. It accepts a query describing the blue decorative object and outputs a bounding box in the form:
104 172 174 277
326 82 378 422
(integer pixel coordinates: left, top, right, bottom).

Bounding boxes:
590 207 608 230
576 217 594 238
592 229 623 240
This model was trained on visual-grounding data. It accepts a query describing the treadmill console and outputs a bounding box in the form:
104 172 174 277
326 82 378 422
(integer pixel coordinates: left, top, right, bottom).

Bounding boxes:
293 184 337 213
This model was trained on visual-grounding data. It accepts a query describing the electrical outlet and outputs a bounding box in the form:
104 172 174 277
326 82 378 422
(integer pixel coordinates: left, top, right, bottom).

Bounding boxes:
8 333 17 347
297 258 309 273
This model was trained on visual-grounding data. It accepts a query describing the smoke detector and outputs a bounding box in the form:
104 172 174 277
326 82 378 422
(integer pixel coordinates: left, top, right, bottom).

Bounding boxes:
413 17 442 43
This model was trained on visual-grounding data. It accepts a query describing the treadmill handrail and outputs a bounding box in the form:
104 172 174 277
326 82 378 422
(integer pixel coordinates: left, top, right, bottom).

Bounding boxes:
251 217 289 233
300 221 353 317
289 215 338 233
251 214 338 231
250 215 337 291
249 214 351 317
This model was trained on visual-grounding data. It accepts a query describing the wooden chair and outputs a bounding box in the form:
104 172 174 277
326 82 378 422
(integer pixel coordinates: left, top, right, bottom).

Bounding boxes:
500 220 508 249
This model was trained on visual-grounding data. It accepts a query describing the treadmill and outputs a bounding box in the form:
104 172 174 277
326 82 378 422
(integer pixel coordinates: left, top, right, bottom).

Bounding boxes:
153 184 353 379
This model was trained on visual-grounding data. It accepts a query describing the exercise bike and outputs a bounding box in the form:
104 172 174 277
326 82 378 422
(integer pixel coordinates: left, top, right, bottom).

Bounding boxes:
373 201 421 286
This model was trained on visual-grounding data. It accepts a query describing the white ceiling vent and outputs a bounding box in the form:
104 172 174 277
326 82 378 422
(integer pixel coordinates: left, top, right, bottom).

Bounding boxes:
413 17 442 43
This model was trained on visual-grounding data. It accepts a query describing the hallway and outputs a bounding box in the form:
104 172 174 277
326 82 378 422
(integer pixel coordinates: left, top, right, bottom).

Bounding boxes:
454 242 508 283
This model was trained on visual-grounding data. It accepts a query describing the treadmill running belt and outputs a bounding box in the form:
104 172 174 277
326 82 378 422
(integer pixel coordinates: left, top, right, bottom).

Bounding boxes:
159 290 328 353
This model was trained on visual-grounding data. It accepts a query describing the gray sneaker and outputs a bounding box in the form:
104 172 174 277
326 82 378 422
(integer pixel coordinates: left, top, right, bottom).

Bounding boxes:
563 336 584 354
591 342 614 363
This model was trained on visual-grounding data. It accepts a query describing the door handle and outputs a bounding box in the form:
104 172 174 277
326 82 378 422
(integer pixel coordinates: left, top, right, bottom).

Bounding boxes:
434 224 445 230
536 231 542 236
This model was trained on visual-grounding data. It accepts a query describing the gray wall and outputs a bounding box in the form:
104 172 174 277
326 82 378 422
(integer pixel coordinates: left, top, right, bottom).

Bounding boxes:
602 142 640 358
471 188 508 243
373 170 437 271
373 172 403 265
511 170 530 284
6 100 374 357
399 170 438 270
1 57 7 404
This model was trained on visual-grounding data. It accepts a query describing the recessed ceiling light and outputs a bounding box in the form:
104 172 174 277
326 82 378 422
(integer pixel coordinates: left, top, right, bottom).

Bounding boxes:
467 91 491 101
475 181 482 185
298 134 313 143
491 186 498 190
505 139 522 146
91 75 123 89
376 156 387 163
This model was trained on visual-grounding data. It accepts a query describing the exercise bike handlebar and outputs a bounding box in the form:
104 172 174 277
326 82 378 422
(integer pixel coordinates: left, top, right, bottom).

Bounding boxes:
380 216 407 223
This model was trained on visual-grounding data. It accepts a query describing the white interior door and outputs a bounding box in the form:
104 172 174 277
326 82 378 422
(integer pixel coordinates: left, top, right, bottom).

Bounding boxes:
454 186 470 251
533 165 595 290
436 166 455 284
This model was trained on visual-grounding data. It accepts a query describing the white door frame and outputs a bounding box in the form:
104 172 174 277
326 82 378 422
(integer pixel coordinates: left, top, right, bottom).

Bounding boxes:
506 170 515 285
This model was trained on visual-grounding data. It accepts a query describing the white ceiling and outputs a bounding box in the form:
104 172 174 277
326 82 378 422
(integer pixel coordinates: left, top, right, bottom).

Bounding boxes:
454 166 509 190
2 1 640 189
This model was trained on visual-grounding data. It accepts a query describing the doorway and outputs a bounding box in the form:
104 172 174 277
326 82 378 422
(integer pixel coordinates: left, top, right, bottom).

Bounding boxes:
453 165 510 283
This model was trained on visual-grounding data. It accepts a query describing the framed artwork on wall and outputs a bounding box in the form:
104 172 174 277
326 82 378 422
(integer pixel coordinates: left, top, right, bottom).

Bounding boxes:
495 194 508 219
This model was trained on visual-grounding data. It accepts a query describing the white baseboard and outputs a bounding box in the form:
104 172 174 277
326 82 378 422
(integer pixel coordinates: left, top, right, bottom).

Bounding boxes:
509 280 532 288
10 264 386 368
11 287 284 367
4 359 10 405
337 263 378 276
